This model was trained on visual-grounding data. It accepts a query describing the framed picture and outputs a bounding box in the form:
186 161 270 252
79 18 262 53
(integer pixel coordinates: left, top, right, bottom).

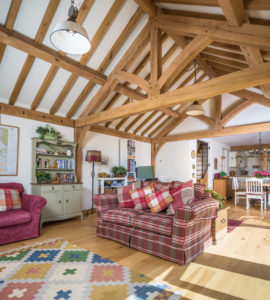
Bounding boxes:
100 156 109 166
0 124 19 176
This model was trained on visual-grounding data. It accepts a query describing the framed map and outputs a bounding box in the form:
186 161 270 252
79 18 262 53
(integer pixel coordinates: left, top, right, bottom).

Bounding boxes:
0 125 19 176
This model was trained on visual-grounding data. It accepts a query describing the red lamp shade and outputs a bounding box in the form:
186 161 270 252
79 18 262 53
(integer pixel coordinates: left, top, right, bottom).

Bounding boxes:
85 150 102 163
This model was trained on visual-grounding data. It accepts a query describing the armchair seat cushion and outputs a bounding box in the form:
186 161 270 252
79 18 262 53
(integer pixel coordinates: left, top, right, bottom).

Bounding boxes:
130 212 173 236
0 209 32 227
102 208 144 227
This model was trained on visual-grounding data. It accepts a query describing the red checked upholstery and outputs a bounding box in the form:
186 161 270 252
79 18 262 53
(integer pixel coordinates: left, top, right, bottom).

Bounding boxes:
102 208 144 227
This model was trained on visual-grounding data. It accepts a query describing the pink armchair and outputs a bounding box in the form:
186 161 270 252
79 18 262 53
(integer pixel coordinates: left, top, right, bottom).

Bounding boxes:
0 183 46 245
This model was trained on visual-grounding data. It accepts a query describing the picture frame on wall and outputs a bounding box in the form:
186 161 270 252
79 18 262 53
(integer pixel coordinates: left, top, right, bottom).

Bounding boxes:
100 156 109 166
0 124 19 176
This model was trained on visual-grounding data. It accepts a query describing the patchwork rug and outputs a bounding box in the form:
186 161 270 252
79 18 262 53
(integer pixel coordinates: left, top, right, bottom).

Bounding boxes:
228 219 243 233
0 239 182 299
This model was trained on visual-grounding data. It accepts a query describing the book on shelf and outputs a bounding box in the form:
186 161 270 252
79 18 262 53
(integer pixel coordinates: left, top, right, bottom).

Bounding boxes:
36 158 75 170
56 173 76 183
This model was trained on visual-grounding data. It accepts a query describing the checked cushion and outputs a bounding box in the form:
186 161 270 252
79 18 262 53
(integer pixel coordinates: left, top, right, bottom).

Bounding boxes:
102 208 144 227
130 184 155 210
194 183 206 200
167 180 194 215
0 188 22 212
130 212 173 236
146 187 174 213
117 181 141 208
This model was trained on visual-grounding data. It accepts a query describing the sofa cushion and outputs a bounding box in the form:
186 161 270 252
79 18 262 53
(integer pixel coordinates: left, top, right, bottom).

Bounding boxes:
0 183 24 195
0 209 32 227
102 208 144 227
0 188 22 212
130 212 173 236
194 184 206 200
146 187 174 213
130 184 155 209
117 181 141 208
167 180 194 215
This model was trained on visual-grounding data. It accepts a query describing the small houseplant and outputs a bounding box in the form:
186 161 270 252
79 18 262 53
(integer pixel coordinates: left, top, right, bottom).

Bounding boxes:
112 166 127 177
205 188 226 208
36 170 51 184
36 124 62 143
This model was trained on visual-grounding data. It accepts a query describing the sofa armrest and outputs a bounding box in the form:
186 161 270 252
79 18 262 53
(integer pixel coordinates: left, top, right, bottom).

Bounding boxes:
21 194 47 214
174 198 219 222
93 193 118 218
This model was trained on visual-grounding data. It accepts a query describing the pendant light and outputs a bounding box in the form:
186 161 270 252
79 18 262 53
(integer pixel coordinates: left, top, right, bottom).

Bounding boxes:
186 59 205 116
50 0 91 55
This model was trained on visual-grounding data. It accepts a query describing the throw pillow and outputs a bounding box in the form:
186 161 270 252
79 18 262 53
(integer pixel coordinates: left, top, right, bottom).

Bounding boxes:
0 188 22 212
194 183 206 200
166 180 194 215
130 184 155 209
117 181 141 208
146 187 174 213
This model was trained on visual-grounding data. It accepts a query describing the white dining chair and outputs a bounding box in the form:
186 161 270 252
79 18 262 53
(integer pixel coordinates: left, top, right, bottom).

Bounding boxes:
262 177 270 207
246 178 267 211
232 177 246 205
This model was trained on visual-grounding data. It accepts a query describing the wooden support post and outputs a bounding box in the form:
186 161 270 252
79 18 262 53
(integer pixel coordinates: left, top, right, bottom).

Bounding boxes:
74 127 88 183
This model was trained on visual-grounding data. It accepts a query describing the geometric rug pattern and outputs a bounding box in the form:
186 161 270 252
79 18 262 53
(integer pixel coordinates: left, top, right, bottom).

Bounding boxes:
0 239 182 299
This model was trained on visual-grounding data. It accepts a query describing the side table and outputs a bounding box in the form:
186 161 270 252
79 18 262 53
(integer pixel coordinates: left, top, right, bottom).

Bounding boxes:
211 206 230 244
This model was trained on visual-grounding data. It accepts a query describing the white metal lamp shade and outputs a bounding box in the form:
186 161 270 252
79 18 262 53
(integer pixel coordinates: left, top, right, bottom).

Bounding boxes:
50 20 91 55
186 101 205 116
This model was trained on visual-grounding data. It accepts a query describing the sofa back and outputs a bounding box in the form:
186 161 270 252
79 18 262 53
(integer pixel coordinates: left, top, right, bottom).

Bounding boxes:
0 183 24 195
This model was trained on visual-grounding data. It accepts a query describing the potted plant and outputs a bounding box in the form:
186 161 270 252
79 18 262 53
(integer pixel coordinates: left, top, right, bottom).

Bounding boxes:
36 124 62 143
205 188 226 208
112 166 127 177
36 170 51 184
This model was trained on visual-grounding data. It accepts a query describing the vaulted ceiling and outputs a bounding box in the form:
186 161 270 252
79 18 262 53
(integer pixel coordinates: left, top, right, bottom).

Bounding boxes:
1 0 270 147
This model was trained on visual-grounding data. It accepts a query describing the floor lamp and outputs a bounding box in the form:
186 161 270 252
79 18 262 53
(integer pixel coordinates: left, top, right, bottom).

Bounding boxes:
85 150 101 215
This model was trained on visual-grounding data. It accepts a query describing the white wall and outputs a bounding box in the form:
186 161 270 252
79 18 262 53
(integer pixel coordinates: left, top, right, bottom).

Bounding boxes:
82 132 151 209
155 138 229 188
156 140 195 182
0 114 74 194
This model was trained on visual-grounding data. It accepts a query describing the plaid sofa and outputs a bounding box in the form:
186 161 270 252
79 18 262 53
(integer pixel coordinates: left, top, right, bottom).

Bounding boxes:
93 184 219 265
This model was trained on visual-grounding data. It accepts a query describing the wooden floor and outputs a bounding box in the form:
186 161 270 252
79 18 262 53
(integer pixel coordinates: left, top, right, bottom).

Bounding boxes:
1 199 270 300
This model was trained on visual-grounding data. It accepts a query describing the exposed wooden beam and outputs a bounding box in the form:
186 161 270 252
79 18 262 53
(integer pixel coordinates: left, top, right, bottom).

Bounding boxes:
8 0 60 105
79 24 150 118
218 0 270 99
66 8 144 118
49 0 125 114
0 103 74 127
154 14 270 51
114 71 150 92
231 90 270 108
158 34 212 89
134 0 157 17
152 122 270 143
193 115 216 128
90 125 151 143
0 25 106 85
214 95 222 129
76 61 270 127
221 99 253 126
231 144 270 151
133 111 159 134
0 0 22 63
152 0 270 10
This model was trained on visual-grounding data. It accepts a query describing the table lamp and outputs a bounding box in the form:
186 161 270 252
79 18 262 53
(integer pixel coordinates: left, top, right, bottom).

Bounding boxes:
85 150 101 214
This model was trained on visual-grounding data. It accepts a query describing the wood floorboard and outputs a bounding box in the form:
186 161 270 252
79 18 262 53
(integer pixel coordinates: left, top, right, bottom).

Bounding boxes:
1 199 270 299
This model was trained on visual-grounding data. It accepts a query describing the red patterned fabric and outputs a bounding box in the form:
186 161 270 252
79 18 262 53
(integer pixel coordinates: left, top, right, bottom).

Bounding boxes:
93 193 118 221
146 187 174 213
167 180 194 215
0 188 22 212
0 183 46 246
102 208 144 227
95 190 218 265
194 184 206 200
130 184 155 209
130 213 173 236
85 150 101 162
117 181 141 208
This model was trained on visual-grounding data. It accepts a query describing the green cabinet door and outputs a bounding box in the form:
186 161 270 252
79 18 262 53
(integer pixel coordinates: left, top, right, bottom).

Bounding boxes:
42 189 63 218
63 185 82 215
